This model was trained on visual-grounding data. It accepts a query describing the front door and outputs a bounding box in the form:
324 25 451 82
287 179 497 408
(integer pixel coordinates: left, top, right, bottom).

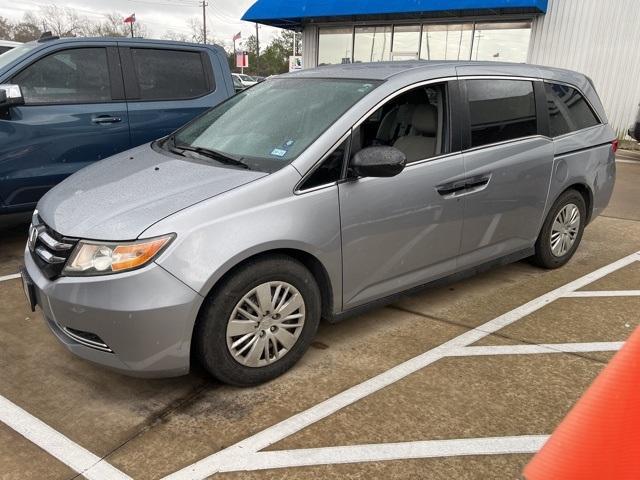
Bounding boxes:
339 81 466 309
0 45 130 210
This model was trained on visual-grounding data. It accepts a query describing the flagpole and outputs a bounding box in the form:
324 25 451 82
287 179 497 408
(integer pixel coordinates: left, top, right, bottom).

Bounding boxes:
130 21 134 38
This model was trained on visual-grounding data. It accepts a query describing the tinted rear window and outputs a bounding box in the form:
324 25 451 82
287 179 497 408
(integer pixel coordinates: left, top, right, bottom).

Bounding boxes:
130 48 210 100
544 82 600 137
467 79 537 148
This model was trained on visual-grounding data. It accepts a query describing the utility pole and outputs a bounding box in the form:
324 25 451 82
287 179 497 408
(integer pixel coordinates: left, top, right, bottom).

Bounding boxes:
255 22 259 75
200 1 208 44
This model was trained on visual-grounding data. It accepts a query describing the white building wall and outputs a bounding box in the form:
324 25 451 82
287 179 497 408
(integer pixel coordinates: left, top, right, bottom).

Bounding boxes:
528 0 640 137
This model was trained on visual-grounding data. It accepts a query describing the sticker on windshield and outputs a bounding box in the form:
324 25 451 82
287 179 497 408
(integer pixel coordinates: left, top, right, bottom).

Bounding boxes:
270 148 287 157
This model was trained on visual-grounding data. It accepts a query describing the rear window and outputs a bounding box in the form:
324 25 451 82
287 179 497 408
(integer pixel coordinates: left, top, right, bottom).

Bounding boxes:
466 79 537 148
544 82 600 137
130 48 210 100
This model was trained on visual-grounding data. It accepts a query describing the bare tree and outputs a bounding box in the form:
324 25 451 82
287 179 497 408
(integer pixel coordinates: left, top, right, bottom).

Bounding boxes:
12 13 41 42
39 5 86 37
0 16 12 41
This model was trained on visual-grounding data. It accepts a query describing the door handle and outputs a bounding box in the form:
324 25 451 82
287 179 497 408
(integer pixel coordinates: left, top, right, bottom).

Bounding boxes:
92 115 121 124
436 174 491 199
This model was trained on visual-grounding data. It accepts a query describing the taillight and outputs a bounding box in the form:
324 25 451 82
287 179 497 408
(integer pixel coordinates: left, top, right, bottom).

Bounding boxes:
612 139 619 153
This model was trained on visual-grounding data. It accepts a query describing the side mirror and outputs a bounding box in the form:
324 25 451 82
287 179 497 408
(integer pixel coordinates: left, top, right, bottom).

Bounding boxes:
0 84 24 110
351 146 406 178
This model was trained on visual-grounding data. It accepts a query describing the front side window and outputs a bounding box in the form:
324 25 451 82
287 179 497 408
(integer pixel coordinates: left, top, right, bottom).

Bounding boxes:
318 27 353 66
13 48 111 104
130 48 209 100
544 82 600 137
467 79 537 148
353 83 448 163
171 78 379 172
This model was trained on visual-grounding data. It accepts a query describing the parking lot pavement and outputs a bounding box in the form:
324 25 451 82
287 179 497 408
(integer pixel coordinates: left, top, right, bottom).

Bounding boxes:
0 158 639 479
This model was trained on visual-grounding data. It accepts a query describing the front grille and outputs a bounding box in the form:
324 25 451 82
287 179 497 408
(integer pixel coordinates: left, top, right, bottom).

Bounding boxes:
29 215 78 279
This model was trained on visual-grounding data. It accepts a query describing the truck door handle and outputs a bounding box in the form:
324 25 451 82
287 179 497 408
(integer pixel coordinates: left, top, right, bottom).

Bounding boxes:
436 180 468 197
92 115 121 124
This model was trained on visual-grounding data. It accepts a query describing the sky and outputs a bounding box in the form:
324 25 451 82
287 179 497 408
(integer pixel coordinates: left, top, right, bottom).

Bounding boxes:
0 0 280 49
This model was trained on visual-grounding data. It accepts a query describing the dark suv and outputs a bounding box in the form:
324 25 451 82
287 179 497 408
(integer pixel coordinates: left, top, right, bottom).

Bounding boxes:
629 104 640 141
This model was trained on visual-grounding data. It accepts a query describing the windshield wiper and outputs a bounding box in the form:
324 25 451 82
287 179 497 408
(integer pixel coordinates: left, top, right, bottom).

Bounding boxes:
168 137 249 170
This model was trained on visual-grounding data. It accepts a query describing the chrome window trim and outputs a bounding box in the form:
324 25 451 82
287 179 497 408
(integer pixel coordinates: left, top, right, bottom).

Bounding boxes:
462 134 550 154
549 123 605 141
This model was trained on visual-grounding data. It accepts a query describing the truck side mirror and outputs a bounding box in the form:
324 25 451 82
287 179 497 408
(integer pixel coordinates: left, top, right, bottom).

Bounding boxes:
0 84 25 110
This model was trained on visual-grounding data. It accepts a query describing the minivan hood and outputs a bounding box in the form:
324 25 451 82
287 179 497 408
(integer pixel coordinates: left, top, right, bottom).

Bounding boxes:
38 144 267 240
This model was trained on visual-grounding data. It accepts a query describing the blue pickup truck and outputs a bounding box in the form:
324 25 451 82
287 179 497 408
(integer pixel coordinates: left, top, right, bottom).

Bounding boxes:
0 36 235 216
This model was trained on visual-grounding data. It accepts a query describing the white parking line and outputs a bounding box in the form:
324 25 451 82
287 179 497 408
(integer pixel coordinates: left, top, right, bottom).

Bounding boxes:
0 396 131 480
163 251 640 479
563 290 640 297
216 435 549 472
616 159 640 164
449 342 624 357
0 273 20 282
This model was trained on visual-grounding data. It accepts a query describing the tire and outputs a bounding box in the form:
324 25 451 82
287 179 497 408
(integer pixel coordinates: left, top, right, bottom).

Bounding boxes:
195 255 321 386
531 189 586 269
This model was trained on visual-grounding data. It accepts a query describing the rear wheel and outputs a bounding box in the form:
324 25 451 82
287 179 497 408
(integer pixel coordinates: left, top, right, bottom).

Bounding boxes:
195 255 321 386
531 189 586 269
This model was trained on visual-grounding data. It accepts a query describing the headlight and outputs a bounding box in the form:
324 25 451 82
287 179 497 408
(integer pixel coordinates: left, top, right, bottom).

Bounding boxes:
63 234 175 276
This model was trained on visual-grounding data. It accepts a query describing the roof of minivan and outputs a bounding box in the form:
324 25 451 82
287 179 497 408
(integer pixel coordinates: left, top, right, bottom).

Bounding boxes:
281 60 608 124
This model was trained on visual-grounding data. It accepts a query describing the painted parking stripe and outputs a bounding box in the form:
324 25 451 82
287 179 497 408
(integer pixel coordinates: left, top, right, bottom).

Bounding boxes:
0 273 20 283
448 342 624 357
216 435 549 472
163 251 640 479
0 395 131 480
563 290 640 297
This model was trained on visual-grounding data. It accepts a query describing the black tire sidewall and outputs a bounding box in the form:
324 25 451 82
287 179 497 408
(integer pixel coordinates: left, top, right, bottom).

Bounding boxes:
195 255 321 386
534 190 586 269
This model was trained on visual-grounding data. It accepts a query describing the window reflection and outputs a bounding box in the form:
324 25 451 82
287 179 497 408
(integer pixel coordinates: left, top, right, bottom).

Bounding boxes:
420 24 473 61
353 26 391 63
317 21 532 65
471 22 532 62
392 25 420 60
318 27 353 66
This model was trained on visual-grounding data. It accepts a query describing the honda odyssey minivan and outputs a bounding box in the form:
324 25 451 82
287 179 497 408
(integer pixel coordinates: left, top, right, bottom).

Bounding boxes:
22 61 616 386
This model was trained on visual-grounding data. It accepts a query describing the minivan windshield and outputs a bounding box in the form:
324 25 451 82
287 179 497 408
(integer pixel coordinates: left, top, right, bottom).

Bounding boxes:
169 77 380 172
0 43 36 71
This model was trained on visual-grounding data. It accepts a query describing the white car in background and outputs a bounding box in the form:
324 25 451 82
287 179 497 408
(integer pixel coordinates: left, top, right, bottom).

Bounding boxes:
0 40 22 55
232 72 258 87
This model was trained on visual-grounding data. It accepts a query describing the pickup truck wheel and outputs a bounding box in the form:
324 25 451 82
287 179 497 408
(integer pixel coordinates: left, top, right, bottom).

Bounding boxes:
195 255 321 386
532 189 586 269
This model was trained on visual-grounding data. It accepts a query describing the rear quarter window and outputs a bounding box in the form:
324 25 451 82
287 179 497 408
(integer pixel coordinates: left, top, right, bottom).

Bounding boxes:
130 48 210 100
544 82 600 137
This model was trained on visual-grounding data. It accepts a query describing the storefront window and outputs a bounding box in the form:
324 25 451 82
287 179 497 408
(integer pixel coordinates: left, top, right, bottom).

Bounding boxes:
392 25 420 60
318 27 353 66
471 21 532 62
353 26 391 63
420 23 473 61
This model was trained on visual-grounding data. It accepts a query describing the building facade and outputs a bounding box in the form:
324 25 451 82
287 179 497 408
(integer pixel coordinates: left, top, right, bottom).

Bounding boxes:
244 0 640 138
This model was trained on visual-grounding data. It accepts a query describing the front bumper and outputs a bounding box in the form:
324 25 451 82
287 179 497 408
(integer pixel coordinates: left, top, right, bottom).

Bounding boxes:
24 247 203 377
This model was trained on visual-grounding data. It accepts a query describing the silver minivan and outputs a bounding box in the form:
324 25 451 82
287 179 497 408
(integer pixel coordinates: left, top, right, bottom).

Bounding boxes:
22 61 617 385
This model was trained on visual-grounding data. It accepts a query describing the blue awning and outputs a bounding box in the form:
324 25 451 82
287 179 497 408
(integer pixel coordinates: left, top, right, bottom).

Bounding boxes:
242 0 548 28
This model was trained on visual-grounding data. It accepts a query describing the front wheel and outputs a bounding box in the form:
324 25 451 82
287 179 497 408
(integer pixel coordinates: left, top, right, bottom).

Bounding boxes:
531 189 586 269
195 255 321 386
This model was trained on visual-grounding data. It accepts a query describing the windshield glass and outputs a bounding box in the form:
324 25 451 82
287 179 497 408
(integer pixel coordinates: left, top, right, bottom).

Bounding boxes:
0 43 36 71
170 77 379 172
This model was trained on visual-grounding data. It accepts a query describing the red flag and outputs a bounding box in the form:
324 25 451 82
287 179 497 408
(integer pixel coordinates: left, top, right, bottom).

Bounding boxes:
124 13 136 24
232 31 241 41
